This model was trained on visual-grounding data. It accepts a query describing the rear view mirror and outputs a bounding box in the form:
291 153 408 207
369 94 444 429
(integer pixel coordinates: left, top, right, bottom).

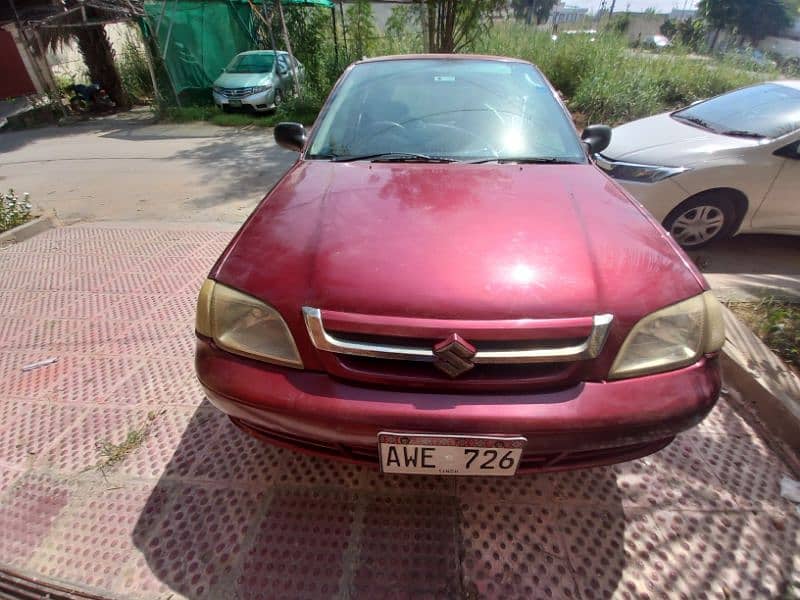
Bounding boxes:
274 122 306 152
581 124 612 155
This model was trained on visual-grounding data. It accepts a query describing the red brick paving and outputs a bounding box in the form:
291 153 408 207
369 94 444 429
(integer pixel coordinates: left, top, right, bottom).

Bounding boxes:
0 223 798 599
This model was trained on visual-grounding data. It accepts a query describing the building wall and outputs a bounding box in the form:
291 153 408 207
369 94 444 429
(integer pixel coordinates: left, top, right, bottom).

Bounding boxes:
760 35 800 60
0 24 39 97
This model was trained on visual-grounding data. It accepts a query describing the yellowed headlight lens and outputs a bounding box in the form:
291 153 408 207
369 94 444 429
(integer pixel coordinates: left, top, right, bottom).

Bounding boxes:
195 279 302 368
610 294 710 380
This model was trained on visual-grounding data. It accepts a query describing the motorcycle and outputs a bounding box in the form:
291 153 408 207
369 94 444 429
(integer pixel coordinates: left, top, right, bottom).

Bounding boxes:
67 83 116 113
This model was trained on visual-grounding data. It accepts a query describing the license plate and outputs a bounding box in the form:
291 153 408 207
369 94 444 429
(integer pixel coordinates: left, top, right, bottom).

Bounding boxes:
378 432 526 476
229 99 242 107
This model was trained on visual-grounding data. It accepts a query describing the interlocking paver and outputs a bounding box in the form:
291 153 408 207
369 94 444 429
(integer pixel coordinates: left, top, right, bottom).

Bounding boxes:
0 223 798 600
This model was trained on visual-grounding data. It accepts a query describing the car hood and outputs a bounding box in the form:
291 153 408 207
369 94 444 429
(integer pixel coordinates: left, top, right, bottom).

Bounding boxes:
214 161 704 337
213 72 272 88
603 112 760 165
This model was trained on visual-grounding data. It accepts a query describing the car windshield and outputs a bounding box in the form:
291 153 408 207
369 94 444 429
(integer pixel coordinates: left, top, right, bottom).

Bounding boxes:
307 59 586 162
226 53 275 74
673 83 800 139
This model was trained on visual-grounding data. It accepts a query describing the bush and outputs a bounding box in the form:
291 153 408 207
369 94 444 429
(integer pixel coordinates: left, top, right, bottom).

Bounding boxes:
472 24 768 124
116 28 154 102
0 190 32 233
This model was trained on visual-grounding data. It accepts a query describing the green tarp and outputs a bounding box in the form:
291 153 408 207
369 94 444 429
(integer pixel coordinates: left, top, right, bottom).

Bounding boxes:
143 0 259 93
142 0 332 95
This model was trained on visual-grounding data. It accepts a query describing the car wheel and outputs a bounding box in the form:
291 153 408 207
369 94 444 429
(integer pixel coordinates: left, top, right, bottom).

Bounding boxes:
663 194 737 248
273 89 284 110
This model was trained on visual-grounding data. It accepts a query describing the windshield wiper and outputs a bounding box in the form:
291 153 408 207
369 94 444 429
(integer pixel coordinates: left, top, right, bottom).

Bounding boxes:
674 114 713 130
331 152 459 163
466 157 581 164
717 129 765 139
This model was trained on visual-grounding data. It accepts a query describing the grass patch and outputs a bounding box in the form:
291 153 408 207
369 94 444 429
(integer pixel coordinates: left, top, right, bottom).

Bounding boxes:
727 298 800 374
162 93 320 128
471 25 770 124
93 410 162 472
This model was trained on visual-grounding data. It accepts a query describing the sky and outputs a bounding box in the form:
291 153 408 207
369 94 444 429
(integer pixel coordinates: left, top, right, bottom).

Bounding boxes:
567 0 699 13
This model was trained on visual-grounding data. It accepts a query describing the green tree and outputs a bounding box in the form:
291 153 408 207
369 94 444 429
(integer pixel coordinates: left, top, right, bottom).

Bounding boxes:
415 0 505 53
532 0 559 24
737 0 794 44
347 0 377 59
511 0 558 25
699 0 794 48
698 0 742 49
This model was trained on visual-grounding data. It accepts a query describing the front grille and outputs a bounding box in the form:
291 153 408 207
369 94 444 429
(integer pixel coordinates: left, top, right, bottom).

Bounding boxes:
335 352 577 391
220 87 253 98
303 307 614 392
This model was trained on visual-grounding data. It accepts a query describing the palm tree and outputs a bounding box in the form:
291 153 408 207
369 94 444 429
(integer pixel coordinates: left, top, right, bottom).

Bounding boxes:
39 0 136 109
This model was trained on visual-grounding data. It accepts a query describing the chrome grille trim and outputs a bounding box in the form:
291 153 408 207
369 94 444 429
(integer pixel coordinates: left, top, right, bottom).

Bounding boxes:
302 307 613 364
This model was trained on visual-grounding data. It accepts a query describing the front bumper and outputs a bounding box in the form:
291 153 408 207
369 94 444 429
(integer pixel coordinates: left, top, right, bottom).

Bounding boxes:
212 89 275 111
196 338 721 472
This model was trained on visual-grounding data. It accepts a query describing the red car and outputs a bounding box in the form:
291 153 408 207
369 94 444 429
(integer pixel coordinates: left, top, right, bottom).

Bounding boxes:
195 55 724 476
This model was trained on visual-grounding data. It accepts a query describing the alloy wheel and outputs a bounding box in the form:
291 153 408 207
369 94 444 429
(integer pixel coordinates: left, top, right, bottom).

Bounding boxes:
669 205 725 247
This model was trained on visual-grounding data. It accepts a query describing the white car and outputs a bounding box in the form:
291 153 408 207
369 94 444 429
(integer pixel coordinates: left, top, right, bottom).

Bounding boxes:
598 81 800 247
212 50 304 112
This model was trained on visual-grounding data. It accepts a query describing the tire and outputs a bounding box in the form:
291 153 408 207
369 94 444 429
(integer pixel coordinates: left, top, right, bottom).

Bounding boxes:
662 193 738 249
272 89 284 111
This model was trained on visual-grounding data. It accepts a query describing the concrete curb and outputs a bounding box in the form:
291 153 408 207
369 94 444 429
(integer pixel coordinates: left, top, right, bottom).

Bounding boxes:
721 306 800 475
0 211 60 247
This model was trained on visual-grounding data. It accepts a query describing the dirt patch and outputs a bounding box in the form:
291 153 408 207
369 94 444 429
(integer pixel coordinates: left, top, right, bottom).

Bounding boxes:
727 299 800 376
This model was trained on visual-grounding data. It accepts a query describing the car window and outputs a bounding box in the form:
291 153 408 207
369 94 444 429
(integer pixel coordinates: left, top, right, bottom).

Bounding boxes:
225 53 275 74
307 59 586 162
277 55 288 72
673 83 800 139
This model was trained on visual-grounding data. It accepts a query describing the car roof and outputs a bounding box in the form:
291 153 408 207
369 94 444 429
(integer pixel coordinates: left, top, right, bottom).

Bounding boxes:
355 54 532 66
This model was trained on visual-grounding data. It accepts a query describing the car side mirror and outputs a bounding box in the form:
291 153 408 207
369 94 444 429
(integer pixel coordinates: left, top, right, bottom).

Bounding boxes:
581 124 612 155
775 140 800 160
274 122 306 152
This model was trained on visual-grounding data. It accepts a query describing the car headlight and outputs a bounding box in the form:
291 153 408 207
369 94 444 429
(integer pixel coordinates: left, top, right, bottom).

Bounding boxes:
196 279 302 368
609 291 724 380
596 157 688 183
212 86 223 94
250 85 271 94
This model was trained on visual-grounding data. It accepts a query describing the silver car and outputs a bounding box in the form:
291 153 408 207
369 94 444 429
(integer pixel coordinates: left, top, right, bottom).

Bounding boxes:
599 81 800 247
212 50 304 112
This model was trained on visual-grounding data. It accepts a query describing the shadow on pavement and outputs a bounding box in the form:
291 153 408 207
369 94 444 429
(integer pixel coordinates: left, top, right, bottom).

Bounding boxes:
130 400 627 599
170 136 295 210
688 234 800 300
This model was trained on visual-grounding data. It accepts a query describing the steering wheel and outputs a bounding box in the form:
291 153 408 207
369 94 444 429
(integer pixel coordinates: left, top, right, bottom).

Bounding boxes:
423 122 500 158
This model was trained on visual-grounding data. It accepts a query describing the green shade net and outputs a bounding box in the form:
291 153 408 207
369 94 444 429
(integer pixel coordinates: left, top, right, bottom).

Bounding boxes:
143 0 259 94
142 0 331 95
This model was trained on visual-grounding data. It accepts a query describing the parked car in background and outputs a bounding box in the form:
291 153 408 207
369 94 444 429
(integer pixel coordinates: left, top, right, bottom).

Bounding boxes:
642 34 671 50
195 55 723 477
212 50 304 112
598 81 800 247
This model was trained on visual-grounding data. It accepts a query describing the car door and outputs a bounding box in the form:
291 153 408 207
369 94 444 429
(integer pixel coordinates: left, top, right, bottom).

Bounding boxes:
275 55 291 92
751 135 800 231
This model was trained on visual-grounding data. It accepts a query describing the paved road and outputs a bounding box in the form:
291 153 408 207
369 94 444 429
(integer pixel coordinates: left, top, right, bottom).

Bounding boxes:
0 109 296 224
0 223 797 599
688 234 800 301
